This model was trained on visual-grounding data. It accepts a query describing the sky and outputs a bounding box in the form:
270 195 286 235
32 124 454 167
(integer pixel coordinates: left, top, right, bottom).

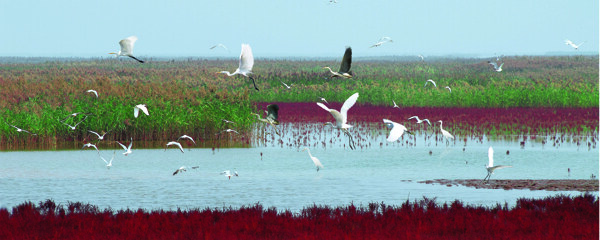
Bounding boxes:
0 0 598 58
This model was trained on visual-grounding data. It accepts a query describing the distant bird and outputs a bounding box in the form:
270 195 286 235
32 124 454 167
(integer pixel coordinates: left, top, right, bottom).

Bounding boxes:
483 146 512 183
280 80 292 89
116 138 133 156
408 116 432 126
302 148 324 171
221 170 239 179
86 89 98 98
319 97 329 104
417 55 425 62
165 141 184 153
173 166 187 176
219 129 239 134
60 112 88 122
383 119 411 142
324 47 353 78
100 151 116 169
565 39 584 50
177 135 196 144
222 119 236 124
6 123 36 135
81 143 99 154
424 79 437 88
370 37 393 48
60 116 87 130
109 36 144 63
488 61 504 72
209 43 228 51
392 100 400 109
252 104 280 135
317 92 359 150
218 44 259 91
445 86 452 93
134 104 149 118
88 130 109 141
437 120 454 143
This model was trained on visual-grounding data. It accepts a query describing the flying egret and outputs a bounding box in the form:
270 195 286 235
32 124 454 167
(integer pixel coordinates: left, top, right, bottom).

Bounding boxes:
302 148 324 171
280 80 292 89
173 166 187 176
109 36 144 63
370 37 393 48
134 104 149 118
324 47 353 78
6 123 36 135
382 119 412 142
252 104 280 135
100 151 116 169
165 141 184 153
445 86 452 93
392 100 400 109
565 40 584 50
319 97 329 104
424 79 437 88
408 116 431 126
317 92 359 150
60 116 87 130
177 135 196 144
116 138 133 156
209 43 228 51
82 143 99 154
483 146 513 183
218 44 259 91
437 120 454 143
86 89 98 98
221 170 239 179
488 61 504 72
88 130 109 141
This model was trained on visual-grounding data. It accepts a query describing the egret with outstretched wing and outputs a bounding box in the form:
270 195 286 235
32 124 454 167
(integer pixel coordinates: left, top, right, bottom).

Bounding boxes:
109 36 144 63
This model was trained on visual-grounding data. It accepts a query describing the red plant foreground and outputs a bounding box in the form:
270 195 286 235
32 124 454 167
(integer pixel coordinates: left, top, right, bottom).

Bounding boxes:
0 194 597 240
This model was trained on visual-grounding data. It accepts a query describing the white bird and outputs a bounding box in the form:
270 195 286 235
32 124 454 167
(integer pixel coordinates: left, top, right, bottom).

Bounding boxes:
382 119 411 142
6 123 36 135
109 36 144 63
209 43 228 51
100 151 116 169
220 170 239 179
565 39 584 50
116 138 133 156
81 143 99 154
445 86 452 93
324 47 353 78
173 166 187 176
88 130 109 141
483 146 513 183
222 119 236 124
392 100 400 109
165 141 184 153
219 129 239 134
252 104 280 135
424 79 437 88
317 92 359 150
370 37 393 48
302 148 324 171
417 55 425 62
60 116 87 130
437 120 454 143
86 89 98 98
408 116 432 126
134 104 149 118
280 80 292 89
318 97 329 104
488 61 504 72
218 44 259 91
177 135 196 144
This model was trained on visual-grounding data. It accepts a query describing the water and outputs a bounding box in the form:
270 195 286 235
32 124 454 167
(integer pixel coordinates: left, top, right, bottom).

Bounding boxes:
1 130 598 212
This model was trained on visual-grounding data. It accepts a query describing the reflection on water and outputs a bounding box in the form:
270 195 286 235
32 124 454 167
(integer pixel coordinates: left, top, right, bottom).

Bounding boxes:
0 124 598 212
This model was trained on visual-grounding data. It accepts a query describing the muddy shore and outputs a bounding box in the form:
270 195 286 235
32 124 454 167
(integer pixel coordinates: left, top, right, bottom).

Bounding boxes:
418 179 599 191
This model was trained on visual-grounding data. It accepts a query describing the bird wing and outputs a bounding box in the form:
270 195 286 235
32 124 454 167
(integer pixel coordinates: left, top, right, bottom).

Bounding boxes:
266 104 279 124
488 146 494 167
86 89 98 97
408 116 418 120
238 44 254 73
99 156 109 165
88 130 100 138
488 61 498 69
340 93 359 124
383 119 404 142
316 102 331 112
427 80 437 87
127 140 133 150
175 142 184 153
119 36 137 55
339 47 352 73
116 141 128 151
138 105 149 116
423 119 432 126
134 107 140 118
492 165 513 171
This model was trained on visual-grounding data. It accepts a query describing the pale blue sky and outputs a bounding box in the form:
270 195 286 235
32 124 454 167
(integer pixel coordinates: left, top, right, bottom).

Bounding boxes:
0 0 597 58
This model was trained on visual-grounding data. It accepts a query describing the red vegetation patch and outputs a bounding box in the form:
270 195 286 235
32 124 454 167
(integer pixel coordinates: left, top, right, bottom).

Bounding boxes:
1 195 597 239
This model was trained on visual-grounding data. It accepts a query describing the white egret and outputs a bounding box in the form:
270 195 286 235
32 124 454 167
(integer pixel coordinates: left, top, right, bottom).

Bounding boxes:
177 135 196 144
116 138 133 156
445 86 452 93
370 37 393 48
483 146 513 183
6 123 36 135
88 130 109 141
302 148 324 171
209 43 228 51
109 36 144 63
408 116 431 126
488 61 504 72
165 141 184 153
392 100 400 109
317 92 359 150
437 120 454 143
60 116 87 130
324 47 353 78
134 104 149 118
100 151 116 169
383 119 412 142
81 143 99 154
565 40 584 50
86 89 98 98
173 166 187 176
252 104 280 135
424 79 437 88
280 80 292 89
218 44 259 91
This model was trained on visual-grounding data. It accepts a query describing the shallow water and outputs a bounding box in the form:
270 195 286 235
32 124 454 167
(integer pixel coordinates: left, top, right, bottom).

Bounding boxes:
1 128 598 212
